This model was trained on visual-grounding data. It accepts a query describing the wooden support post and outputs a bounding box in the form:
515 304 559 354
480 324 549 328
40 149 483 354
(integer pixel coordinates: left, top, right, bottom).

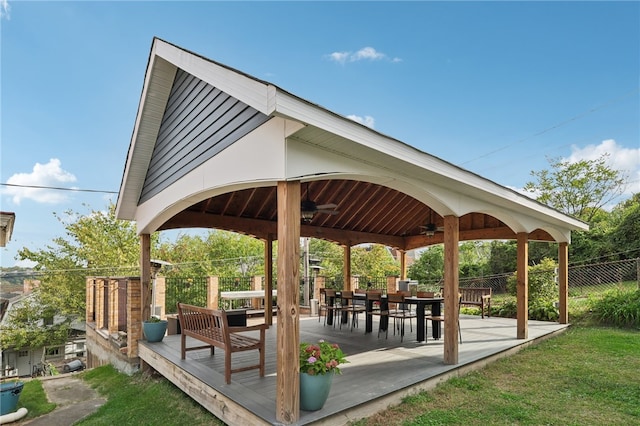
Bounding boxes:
516 233 529 339
443 215 459 365
140 234 151 322
558 242 569 324
399 250 407 280
343 243 351 291
276 181 301 424
265 234 274 325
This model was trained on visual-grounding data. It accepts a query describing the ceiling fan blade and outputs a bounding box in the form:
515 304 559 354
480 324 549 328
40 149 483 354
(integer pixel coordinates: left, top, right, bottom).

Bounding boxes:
316 209 339 215
315 203 337 210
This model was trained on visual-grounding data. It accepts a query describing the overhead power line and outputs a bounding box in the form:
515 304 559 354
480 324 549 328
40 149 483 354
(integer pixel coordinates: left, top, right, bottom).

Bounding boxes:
0 183 118 194
460 87 640 166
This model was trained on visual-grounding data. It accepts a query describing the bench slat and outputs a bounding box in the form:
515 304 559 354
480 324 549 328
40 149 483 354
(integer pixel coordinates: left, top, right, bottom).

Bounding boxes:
177 303 268 384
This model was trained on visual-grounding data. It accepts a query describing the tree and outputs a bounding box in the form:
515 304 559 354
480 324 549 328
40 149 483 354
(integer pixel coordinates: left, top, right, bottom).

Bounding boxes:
156 230 265 277
309 238 343 278
608 193 640 259
351 244 399 278
524 153 626 223
5 202 143 350
407 245 444 284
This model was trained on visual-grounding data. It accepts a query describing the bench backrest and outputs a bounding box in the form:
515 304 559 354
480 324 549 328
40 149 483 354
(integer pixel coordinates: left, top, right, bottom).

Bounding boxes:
440 287 491 303
460 288 491 303
177 303 230 345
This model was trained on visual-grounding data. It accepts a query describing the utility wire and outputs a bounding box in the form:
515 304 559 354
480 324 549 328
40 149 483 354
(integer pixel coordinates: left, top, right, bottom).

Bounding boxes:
459 87 640 166
0 183 118 194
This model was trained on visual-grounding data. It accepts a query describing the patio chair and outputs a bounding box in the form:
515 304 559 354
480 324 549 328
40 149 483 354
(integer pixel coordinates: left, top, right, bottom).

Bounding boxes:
321 289 339 326
366 291 389 339
335 290 366 331
387 292 416 342
318 288 329 324
425 293 462 343
417 291 435 316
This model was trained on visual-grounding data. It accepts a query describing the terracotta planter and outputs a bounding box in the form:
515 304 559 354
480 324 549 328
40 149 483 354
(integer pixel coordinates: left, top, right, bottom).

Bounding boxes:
300 372 334 411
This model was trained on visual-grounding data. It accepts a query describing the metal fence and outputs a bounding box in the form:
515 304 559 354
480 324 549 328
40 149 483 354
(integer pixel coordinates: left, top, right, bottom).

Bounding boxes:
163 258 639 313
165 276 208 314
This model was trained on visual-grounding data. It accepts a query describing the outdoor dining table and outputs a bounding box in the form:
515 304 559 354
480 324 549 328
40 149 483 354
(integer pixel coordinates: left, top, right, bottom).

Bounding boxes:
327 292 443 342
403 296 444 341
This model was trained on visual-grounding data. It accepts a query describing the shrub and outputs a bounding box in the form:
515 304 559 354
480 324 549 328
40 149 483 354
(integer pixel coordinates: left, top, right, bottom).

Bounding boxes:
529 300 559 321
590 289 640 328
507 258 558 303
495 298 518 318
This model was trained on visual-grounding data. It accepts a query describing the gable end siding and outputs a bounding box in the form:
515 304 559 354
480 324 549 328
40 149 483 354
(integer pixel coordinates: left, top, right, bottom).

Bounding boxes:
140 68 270 203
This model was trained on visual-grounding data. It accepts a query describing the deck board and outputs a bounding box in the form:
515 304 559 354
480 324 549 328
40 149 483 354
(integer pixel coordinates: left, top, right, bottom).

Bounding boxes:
139 314 568 425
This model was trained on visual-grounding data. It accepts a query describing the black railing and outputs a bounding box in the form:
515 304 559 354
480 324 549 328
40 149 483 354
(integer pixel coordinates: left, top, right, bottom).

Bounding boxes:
165 276 208 314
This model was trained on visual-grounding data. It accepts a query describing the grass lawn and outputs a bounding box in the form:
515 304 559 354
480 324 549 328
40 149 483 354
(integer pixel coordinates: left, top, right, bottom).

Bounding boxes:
356 326 640 426
17 326 639 425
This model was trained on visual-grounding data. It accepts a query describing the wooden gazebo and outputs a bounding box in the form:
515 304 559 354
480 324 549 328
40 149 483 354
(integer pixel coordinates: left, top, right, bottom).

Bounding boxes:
115 38 588 424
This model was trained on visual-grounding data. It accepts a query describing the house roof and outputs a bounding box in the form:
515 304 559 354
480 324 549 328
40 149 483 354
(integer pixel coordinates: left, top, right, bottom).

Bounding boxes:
116 38 588 249
0 211 16 247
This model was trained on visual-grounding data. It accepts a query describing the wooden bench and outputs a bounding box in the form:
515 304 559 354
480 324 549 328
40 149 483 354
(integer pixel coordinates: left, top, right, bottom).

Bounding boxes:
441 287 492 318
177 303 268 384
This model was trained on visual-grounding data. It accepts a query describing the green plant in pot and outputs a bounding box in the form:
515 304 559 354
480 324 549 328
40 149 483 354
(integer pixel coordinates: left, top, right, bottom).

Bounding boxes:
143 316 168 342
299 340 348 411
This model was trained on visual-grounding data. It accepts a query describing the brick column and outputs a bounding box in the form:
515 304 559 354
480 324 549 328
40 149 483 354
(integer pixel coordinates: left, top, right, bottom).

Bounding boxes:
314 276 325 301
386 276 398 294
86 278 95 323
155 276 166 319
251 276 262 309
108 279 119 334
127 277 142 358
95 278 106 329
207 276 219 309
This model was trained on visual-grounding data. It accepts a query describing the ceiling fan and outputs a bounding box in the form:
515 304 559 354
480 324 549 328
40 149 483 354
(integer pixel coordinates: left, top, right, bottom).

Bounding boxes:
301 183 339 223
419 211 444 237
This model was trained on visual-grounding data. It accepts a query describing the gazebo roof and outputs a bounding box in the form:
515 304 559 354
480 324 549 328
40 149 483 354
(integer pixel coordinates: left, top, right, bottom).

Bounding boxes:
115 38 587 248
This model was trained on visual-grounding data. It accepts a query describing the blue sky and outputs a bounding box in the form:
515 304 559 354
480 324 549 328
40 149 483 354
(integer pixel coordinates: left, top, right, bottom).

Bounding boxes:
1 1 639 268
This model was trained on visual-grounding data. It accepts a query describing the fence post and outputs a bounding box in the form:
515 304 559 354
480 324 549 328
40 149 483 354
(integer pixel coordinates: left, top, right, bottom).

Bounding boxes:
86 278 95 323
207 276 219 309
155 276 166 319
386 276 398 294
108 279 119 334
251 276 262 310
314 276 325 301
127 277 142 358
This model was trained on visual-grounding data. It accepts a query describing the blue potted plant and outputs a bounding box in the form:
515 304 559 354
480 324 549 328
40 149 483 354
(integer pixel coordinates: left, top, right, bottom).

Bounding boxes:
143 316 168 343
299 340 348 411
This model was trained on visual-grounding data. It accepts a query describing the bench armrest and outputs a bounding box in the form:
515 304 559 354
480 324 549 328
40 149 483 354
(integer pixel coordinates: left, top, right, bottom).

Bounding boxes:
228 323 269 334
481 294 491 300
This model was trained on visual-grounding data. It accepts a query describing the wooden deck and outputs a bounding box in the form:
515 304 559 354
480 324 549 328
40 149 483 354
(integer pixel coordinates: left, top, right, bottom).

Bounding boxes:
138 313 569 425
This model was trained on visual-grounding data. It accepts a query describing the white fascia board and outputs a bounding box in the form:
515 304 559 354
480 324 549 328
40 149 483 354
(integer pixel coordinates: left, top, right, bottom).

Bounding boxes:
116 50 177 221
154 39 276 115
274 90 587 231
134 117 290 234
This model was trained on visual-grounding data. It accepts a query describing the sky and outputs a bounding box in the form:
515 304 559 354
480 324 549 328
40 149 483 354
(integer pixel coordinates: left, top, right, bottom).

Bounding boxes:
1 1 639 268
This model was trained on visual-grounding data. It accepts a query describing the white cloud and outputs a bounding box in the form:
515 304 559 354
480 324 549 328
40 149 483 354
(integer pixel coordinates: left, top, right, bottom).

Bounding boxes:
347 114 375 129
326 47 400 64
566 139 640 196
0 0 10 20
3 159 77 205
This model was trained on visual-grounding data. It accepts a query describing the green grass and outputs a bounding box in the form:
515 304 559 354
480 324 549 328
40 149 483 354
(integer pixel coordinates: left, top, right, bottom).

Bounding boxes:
18 326 639 425
354 326 640 425
75 365 223 425
16 380 57 419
